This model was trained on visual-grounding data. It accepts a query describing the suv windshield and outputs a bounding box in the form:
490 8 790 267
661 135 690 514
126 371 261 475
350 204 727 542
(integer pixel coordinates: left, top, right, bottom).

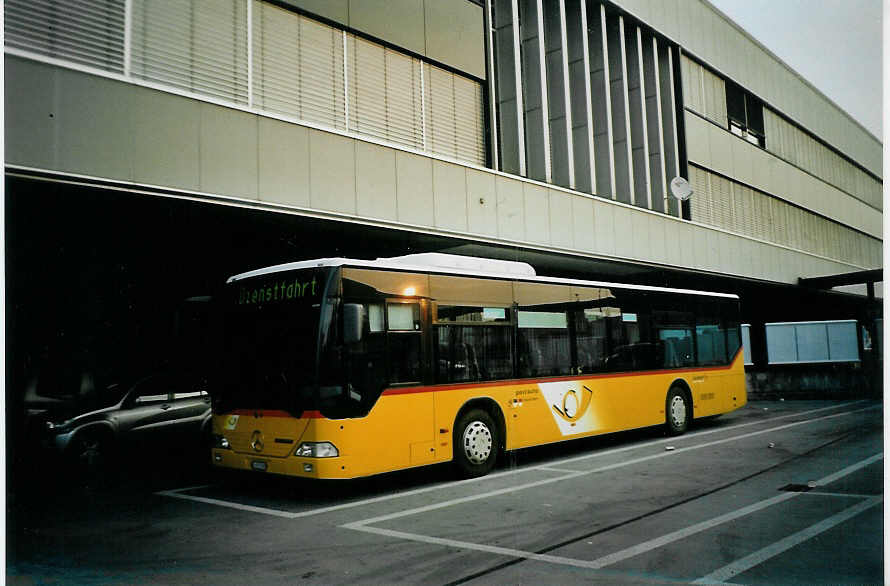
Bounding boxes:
215 267 333 415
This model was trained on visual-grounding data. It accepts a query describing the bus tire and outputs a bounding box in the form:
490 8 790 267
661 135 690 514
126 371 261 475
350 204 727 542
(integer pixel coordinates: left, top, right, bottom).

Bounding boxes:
666 386 691 435
453 409 498 478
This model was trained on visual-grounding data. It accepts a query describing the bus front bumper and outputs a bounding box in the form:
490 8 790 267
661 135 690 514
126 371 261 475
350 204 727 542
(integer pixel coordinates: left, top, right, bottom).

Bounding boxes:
211 449 354 479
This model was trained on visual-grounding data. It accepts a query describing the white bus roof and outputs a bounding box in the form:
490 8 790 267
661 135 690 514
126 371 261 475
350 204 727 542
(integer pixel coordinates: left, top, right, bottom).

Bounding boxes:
227 253 738 300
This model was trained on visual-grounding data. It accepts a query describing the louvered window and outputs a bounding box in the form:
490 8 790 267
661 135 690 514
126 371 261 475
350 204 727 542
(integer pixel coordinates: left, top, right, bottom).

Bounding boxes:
6 0 487 168
426 64 459 159
763 107 881 210
131 0 249 104
725 81 763 147
680 56 726 128
450 71 486 165
252 1 345 129
5 0 125 73
689 164 878 267
684 56 880 211
688 166 712 225
348 36 423 150
346 38 485 165
253 0 485 164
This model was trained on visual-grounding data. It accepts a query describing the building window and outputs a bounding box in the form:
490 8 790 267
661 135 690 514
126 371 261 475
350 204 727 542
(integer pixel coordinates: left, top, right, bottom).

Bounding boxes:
765 320 860 364
6 0 126 74
741 324 753 365
726 81 764 147
6 0 486 167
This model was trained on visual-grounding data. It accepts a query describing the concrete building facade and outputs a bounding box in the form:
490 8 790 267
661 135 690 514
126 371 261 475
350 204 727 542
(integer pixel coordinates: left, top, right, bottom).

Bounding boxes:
4 0 883 397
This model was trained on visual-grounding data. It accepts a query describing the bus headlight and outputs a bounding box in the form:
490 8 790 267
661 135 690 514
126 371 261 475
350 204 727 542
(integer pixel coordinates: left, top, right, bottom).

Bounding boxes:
212 434 231 449
294 442 339 458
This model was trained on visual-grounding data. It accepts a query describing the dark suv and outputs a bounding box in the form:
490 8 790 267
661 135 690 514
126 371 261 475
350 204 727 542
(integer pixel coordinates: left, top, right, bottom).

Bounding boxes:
35 372 211 480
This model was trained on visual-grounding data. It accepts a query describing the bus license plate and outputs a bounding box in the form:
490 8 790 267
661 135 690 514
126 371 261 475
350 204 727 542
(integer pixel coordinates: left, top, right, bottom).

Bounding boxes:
251 460 267 472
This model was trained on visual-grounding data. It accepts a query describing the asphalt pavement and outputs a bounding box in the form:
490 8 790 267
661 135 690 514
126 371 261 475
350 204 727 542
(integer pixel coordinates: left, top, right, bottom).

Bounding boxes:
8 400 884 584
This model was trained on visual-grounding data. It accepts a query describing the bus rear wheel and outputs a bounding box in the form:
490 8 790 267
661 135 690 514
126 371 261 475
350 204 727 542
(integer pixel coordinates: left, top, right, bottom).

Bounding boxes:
453 409 498 478
666 387 691 435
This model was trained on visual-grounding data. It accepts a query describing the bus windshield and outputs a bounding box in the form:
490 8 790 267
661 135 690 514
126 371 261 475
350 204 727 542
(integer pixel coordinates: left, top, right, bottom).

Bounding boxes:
215 267 333 415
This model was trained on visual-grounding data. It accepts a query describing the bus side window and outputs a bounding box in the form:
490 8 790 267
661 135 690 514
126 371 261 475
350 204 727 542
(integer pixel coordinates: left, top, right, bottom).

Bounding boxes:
434 306 512 384
517 309 571 377
387 302 422 384
573 307 612 373
368 303 384 332
696 300 736 366
343 302 386 407
653 309 695 368
436 328 482 382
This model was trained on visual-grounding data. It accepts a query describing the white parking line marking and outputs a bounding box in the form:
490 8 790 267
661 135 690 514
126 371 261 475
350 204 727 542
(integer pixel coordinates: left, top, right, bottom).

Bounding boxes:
537 467 585 474
344 404 878 529
156 401 869 518
157 468 577 519
803 491 879 499
343 453 882 576
156 490 300 518
347 524 605 570
693 495 883 584
585 493 797 569
586 453 882 569
163 484 210 495
814 449 884 485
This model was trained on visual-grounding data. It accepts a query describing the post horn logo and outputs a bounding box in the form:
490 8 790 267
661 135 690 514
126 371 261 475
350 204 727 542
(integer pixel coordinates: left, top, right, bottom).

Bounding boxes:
250 430 264 452
551 386 594 423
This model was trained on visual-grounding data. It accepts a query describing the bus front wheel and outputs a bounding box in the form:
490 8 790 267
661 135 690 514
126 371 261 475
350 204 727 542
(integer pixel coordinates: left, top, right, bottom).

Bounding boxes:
454 409 498 478
666 387 691 435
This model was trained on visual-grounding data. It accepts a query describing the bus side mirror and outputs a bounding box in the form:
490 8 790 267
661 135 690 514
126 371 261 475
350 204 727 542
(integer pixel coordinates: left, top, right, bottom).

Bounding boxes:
343 304 364 345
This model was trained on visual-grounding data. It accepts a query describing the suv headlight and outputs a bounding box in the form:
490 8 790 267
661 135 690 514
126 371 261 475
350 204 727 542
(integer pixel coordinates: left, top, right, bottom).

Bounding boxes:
294 441 339 458
212 434 230 449
46 420 71 434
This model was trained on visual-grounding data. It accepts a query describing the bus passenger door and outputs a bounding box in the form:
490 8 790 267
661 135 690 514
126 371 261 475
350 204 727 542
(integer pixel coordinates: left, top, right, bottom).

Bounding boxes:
385 299 436 466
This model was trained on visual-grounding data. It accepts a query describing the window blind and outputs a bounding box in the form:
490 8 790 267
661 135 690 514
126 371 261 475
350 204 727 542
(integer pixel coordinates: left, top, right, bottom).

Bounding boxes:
7 0 486 167
680 56 726 127
348 35 423 150
764 107 881 209
689 164 878 267
131 0 249 104
6 0 126 73
252 2 345 129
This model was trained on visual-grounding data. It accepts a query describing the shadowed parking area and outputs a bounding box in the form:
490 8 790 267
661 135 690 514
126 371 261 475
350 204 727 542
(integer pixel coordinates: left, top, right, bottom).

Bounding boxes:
8 401 883 584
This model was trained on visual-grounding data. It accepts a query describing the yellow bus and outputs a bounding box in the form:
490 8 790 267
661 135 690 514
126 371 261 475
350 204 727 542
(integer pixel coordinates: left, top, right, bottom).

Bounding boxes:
211 254 745 479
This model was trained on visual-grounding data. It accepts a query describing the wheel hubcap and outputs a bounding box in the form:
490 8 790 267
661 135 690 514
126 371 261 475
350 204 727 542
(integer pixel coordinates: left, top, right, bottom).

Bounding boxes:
78 439 103 471
670 395 687 427
462 421 493 465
